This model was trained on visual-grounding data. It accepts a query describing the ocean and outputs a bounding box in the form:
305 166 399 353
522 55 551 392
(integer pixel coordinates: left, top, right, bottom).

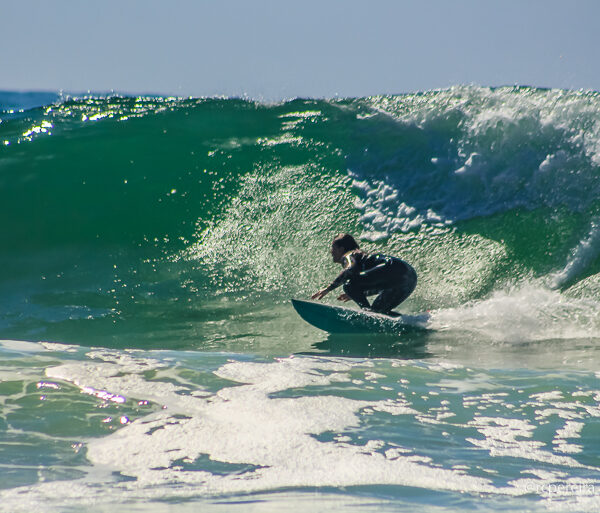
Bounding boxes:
0 86 599 512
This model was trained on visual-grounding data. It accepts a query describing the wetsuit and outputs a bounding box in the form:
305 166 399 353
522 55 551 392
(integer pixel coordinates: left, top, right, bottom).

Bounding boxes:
329 250 417 314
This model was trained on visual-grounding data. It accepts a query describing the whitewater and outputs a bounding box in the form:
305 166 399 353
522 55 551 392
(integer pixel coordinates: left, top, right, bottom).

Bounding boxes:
0 85 599 512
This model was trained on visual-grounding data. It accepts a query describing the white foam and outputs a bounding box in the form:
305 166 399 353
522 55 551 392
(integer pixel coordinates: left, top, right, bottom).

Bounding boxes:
550 217 600 289
553 421 584 454
0 339 48 353
466 416 582 468
37 354 512 501
429 283 600 343
538 150 569 174
41 342 80 352
4 350 600 511
46 349 190 410
351 175 434 239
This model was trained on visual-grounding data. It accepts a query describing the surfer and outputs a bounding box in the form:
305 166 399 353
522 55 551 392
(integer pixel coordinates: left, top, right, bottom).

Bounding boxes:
311 233 417 315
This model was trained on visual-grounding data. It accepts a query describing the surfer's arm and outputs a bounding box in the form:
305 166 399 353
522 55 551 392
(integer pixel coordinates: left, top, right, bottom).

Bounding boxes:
311 254 359 300
311 285 334 300
311 274 344 299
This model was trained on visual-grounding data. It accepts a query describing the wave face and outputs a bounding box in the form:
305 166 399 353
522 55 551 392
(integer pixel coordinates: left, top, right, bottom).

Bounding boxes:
1 86 599 347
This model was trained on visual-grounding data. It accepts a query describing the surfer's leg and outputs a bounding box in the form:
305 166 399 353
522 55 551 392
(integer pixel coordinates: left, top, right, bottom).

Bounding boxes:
343 264 397 311
345 261 417 312
342 281 370 309
370 266 417 313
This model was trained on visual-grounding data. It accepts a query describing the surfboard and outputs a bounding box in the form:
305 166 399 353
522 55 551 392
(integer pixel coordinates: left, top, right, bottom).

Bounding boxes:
291 298 430 334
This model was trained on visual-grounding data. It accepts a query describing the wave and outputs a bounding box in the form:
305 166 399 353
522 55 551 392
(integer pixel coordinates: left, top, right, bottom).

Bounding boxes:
1 86 599 330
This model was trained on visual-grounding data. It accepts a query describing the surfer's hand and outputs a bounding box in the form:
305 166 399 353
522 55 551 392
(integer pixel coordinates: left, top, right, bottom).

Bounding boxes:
337 293 351 302
311 288 329 300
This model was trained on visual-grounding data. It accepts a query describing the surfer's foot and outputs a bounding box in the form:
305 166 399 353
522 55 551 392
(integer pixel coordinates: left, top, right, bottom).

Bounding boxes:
371 307 401 317
365 306 388 315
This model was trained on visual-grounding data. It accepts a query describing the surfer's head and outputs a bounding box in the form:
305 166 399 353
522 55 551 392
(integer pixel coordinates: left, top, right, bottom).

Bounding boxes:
331 233 359 263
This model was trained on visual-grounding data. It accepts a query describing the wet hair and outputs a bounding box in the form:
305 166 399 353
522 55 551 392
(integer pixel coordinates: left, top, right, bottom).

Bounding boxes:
332 233 359 252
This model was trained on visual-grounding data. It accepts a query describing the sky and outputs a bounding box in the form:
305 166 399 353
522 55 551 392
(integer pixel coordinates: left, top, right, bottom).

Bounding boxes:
2 0 600 100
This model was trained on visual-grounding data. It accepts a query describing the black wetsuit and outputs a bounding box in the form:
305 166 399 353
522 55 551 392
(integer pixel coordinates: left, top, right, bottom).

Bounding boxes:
329 251 417 314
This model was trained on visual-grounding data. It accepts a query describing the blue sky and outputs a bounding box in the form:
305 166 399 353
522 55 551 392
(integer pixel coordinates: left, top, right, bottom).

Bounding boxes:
2 0 599 99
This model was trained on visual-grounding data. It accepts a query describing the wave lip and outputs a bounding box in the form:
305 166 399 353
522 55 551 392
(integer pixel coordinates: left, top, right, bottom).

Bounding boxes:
349 86 600 240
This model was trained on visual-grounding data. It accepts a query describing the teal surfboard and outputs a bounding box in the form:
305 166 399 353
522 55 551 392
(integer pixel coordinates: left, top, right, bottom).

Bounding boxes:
291 298 430 334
